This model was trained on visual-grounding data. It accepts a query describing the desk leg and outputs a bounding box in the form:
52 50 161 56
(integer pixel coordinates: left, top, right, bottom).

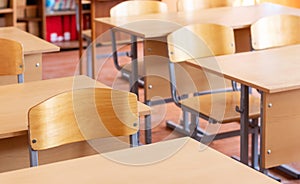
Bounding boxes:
239 84 249 165
130 35 139 98
86 38 93 78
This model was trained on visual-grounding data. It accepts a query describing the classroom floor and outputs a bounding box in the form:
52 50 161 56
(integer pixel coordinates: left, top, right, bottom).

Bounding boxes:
42 46 300 184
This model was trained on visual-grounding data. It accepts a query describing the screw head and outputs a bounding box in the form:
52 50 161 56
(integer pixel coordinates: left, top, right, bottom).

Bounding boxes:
35 63 40 67
268 103 272 108
267 150 271 154
148 85 153 89
32 139 37 144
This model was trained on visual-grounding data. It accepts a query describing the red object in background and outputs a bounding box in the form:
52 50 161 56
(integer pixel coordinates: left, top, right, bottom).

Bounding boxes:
62 15 71 40
46 15 78 42
46 16 63 42
70 15 78 40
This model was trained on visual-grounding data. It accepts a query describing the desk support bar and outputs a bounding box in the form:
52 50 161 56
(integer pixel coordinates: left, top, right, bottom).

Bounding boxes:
129 35 139 98
239 84 249 165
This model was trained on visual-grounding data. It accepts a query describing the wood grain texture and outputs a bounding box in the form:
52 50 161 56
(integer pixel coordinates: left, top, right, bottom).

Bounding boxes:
28 88 138 150
262 89 300 168
167 23 235 62
96 3 300 39
177 0 258 11
0 27 59 55
167 23 260 123
0 38 23 75
0 75 150 139
258 0 300 8
110 0 168 17
0 138 279 184
180 91 260 123
251 14 300 50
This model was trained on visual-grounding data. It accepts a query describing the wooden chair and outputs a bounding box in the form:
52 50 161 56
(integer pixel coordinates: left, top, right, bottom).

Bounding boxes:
167 23 261 166
250 14 300 50
110 0 168 85
0 38 24 83
28 88 139 167
176 0 256 12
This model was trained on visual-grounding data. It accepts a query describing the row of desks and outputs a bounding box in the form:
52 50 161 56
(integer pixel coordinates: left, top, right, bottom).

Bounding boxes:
93 2 300 171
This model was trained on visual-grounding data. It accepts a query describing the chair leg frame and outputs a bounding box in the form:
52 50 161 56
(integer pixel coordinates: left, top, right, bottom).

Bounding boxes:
29 148 38 167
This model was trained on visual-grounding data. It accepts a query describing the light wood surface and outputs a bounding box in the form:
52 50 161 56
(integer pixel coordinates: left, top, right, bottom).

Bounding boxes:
180 91 260 123
96 2 300 101
96 3 300 38
167 23 260 123
167 23 235 62
0 75 150 139
251 14 300 50
0 137 279 184
0 27 59 84
110 0 168 17
187 44 300 94
109 0 169 77
262 89 300 168
258 0 300 8
0 27 59 55
29 88 138 151
0 38 23 75
186 44 300 168
177 0 255 11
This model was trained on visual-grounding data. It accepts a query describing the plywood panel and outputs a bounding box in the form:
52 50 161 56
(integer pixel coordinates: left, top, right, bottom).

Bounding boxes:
262 88 300 168
0 134 129 173
234 27 251 52
144 39 170 101
259 0 300 8
0 54 42 85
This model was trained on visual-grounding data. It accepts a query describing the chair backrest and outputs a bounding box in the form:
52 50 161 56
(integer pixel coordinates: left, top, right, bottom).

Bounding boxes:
250 14 300 50
168 23 235 62
0 38 24 83
176 0 256 12
28 88 138 152
110 0 168 17
167 23 235 95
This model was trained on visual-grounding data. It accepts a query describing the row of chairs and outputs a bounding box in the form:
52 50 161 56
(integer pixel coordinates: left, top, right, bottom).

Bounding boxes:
108 0 300 144
0 38 140 167
2 0 299 168
109 4 300 171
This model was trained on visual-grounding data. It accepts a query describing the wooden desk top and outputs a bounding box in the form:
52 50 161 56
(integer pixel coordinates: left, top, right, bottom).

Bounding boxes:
0 75 151 139
95 3 300 38
0 27 59 55
0 137 278 184
186 44 300 94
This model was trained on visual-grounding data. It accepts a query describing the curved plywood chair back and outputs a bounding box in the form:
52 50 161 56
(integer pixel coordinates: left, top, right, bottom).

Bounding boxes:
251 14 300 50
0 38 24 76
28 88 138 151
110 0 168 17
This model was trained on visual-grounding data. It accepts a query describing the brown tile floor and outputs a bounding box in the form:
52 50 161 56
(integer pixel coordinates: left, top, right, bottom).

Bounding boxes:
43 47 300 184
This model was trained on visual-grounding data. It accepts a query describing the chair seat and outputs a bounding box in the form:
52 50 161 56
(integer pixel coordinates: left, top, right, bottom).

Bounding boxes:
121 58 145 77
179 91 260 123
